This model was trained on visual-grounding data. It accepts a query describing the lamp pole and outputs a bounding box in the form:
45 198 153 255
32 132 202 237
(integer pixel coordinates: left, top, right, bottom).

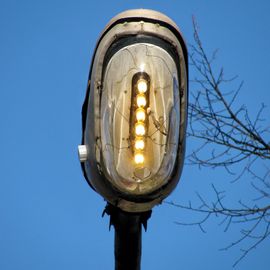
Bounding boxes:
104 204 151 270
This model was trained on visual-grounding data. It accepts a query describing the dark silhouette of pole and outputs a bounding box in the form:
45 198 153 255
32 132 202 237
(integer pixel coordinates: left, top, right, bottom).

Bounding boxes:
103 204 151 270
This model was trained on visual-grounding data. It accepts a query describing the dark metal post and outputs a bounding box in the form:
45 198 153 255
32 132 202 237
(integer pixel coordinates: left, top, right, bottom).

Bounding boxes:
103 204 151 270
113 210 142 270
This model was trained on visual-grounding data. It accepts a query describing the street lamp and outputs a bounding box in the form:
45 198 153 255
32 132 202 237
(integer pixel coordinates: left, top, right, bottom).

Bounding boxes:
78 9 188 269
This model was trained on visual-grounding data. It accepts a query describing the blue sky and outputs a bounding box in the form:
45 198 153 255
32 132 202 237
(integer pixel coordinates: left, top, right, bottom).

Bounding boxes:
1 1 269 269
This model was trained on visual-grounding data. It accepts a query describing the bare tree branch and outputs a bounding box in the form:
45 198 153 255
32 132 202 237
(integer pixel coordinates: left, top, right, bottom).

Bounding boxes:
171 17 270 267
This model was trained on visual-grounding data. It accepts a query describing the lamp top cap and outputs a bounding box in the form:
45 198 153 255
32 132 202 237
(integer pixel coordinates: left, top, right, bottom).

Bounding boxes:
100 9 185 43
107 9 179 29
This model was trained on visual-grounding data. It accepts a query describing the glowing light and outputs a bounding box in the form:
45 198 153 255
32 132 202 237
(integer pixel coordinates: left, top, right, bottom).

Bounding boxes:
140 63 145 72
136 95 147 107
130 73 150 168
135 123 146 136
137 79 147 93
135 139 145 150
136 109 146 121
134 153 144 164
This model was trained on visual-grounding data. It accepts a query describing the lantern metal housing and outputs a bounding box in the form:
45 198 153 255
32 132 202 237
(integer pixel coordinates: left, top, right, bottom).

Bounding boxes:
79 9 188 212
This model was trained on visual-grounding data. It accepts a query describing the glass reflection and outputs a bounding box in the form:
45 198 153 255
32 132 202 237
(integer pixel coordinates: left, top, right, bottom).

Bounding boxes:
100 43 180 194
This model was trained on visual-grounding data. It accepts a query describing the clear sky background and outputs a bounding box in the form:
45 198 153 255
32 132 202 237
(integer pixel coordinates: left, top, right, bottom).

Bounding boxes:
1 1 270 269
